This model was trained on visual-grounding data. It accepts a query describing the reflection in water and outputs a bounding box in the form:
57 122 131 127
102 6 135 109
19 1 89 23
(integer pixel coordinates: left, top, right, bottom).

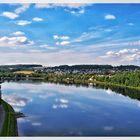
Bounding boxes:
1 81 140 136
92 83 140 101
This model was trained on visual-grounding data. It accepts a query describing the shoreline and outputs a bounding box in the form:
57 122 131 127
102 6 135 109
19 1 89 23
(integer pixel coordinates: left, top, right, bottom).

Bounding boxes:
1 76 140 91
0 100 18 136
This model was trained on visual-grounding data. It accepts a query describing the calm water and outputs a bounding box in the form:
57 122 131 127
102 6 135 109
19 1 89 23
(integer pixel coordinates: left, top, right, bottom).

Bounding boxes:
2 81 140 136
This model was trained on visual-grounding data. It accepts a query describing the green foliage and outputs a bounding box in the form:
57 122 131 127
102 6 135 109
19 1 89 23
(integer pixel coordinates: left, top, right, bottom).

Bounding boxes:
95 71 140 88
0 100 17 136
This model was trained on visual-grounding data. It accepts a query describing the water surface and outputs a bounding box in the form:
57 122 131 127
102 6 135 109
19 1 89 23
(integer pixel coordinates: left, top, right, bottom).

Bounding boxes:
2 81 140 136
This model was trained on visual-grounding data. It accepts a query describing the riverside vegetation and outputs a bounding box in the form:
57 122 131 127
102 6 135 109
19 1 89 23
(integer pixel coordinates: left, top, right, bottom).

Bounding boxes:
0 100 17 136
0 68 140 89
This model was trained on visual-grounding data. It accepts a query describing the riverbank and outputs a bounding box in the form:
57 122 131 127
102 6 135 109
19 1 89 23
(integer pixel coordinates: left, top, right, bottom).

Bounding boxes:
0 105 5 134
0 100 18 136
1 75 140 91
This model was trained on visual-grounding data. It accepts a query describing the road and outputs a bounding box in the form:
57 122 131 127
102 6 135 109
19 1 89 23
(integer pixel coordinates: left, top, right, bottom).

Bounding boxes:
0 105 5 133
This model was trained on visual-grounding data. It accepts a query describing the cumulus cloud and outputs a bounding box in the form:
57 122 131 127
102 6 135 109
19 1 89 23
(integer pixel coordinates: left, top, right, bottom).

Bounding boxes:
60 41 70 45
0 31 34 47
105 14 116 20
54 35 70 46
101 48 140 63
53 35 70 40
32 17 44 22
1 4 29 20
16 20 32 26
12 31 25 36
56 41 70 46
15 4 30 14
1 12 19 19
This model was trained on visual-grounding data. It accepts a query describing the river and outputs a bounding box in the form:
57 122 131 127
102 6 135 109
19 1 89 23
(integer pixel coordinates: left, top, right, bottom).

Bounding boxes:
1 81 140 136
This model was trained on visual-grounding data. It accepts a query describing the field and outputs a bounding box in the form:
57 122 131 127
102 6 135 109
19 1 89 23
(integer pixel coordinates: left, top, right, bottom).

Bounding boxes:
14 71 34 75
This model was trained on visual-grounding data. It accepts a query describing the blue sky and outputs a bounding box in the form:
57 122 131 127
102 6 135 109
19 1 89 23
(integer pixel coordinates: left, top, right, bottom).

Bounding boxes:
0 3 140 66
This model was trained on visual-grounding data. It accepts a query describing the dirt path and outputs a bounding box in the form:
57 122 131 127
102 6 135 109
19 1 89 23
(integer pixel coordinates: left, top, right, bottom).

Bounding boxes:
0 105 5 133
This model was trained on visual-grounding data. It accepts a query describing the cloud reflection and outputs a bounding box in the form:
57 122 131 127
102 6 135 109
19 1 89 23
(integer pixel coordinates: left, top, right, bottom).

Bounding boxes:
2 94 32 112
103 126 114 131
53 98 69 109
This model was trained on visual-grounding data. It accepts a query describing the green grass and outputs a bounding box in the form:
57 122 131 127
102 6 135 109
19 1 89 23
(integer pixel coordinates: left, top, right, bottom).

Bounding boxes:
0 100 17 136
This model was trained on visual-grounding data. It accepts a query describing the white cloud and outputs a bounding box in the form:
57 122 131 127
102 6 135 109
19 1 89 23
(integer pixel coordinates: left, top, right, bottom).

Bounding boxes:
53 35 59 40
32 17 44 22
0 32 34 47
1 4 30 20
16 20 32 26
60 41 70 45
2 94 32 111
12 31 25 36
53 98 69 109
1 12 19 19
54 35 70 45
65 8 85 16
56 41 70 45
35 3 88 9
105 14 116 20
60 36 70 40
15 4 30 14
101 48 140 63
106 89 114 95
53 35 70 40
59 98 69 104
35 4 87 16
52 104 68 109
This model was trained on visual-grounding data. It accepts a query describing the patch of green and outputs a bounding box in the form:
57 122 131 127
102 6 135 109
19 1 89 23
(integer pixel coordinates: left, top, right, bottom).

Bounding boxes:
0 100 17 136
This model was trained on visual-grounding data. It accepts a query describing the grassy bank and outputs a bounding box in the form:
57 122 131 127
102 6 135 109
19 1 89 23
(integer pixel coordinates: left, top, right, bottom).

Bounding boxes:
0 100 18 136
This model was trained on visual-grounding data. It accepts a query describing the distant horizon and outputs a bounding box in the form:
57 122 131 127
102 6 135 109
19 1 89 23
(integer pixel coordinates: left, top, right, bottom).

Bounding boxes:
0 63 140 67
0 4 140 65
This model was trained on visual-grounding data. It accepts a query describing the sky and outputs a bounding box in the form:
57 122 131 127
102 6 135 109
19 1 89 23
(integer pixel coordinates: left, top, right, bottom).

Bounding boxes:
0 3 140 66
